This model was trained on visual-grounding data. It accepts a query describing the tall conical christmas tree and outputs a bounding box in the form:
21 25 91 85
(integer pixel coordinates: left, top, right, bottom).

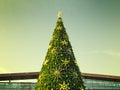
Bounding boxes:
35 12 85 90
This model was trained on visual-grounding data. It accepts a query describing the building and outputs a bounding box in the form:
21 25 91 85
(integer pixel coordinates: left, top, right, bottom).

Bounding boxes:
0 72 120 90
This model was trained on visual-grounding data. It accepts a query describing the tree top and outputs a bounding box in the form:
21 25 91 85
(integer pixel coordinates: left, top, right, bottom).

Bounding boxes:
58 11 62 17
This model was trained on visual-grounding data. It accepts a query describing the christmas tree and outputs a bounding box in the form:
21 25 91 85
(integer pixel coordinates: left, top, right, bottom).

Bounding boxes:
35 12 85 90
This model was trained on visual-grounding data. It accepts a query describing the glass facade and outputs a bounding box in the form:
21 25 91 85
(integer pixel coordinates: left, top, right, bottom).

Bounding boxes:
83 78 120 90
0 78 120 90
0 82 36 90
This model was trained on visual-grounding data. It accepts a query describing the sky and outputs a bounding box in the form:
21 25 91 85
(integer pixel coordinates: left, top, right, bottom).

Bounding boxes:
0 0 120 76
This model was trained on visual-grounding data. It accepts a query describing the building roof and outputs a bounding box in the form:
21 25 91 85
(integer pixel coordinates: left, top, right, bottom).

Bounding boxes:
0 72 120 81
82 73 120 82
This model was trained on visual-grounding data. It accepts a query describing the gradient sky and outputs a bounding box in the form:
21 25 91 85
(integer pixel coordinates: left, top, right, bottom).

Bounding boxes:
0 0 120 76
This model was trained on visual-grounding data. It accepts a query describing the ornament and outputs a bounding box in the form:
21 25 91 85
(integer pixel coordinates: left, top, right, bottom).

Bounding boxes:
59 81 70 90
48 45 52 50
61 59 69 66
38 73 44 81
51 35 56 41
43 59 49 65
51 48 56 54
53 69 60 77
44 83 47 86
69 69 79 80
60 54 63 56
72 71 78 79
56 26 62 30
52 67 62 81
61 40 68 46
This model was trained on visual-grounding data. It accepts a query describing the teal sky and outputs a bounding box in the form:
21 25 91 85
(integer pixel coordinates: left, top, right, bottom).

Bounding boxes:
0 0 120 76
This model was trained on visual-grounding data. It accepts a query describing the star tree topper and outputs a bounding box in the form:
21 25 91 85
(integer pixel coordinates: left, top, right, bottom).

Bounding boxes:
58 11 62 17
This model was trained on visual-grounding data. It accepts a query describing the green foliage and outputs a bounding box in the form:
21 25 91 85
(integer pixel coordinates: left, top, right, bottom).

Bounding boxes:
35 17 85 90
